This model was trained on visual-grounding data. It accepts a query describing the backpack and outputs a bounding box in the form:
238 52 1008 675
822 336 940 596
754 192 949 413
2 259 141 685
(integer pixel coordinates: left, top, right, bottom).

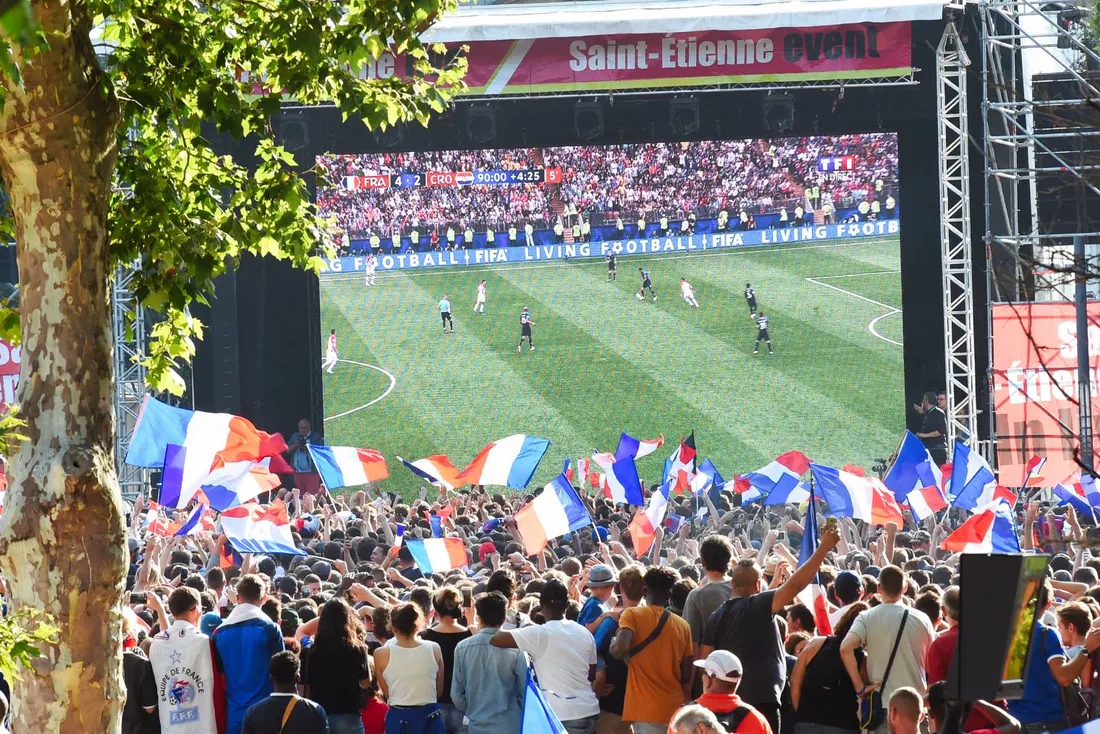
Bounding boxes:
715 705 754 732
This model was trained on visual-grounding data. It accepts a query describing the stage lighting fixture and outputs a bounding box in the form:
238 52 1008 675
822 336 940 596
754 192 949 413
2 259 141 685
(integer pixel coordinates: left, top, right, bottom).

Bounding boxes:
763 93 795 134
465 103 497 144
669 97 700 137
374 123 404 149
574 100 604 141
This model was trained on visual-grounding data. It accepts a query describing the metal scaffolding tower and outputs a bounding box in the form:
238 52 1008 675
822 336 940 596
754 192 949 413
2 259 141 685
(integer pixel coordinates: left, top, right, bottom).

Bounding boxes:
980 0 1100 460
938 18 980 448
112 265 147 499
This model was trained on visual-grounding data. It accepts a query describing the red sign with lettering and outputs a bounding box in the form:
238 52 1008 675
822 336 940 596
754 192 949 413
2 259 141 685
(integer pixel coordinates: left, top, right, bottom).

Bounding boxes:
0 340 19 412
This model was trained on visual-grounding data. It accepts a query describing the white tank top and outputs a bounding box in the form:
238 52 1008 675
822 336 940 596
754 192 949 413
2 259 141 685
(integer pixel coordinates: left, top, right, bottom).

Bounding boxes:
383 640 439 706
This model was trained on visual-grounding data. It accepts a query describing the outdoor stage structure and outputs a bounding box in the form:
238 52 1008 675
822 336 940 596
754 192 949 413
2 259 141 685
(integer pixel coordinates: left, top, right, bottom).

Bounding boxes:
105 0 1100 495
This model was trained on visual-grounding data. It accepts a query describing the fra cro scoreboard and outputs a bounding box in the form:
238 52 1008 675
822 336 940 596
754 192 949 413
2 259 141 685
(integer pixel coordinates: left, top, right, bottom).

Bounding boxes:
340 168 564 190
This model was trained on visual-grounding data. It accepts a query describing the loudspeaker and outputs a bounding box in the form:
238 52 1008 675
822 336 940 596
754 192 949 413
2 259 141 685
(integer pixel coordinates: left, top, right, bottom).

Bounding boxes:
670 97 700 137
763 93 795 134
574 100 604 141
465 103 497 144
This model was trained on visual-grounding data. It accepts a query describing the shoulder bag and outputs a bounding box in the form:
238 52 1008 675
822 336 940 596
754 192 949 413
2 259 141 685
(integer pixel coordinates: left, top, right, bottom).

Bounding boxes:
858 609 909 731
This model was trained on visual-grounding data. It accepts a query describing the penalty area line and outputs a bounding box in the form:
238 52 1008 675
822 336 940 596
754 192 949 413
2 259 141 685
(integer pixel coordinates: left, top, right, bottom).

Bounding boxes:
324 359 396 422
805 276 902 347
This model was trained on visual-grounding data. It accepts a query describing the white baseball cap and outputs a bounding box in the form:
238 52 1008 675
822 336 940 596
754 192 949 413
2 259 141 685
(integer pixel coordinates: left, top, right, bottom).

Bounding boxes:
693 650 743 682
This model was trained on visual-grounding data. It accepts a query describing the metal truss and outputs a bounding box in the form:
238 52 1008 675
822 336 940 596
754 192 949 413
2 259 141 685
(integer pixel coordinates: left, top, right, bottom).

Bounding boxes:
112 264 147 500
938 19 980 448
980 0 1100 456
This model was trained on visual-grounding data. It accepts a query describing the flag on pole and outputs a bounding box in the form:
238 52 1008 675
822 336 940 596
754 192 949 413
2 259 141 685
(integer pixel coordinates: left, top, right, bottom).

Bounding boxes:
393 523 406 548
1023 456 1047 488
1078 474 1100 509
457 434 551 489
220 500 306 556
663 433 697 495
616 433 665 460
869 478 906 528
397 455 462 490
629 478 672 557
429 514 444 538
949 442 1000 510
163 447 282 511
809 464 874 522
591 450 644 506
690 459 725 496
1054 484 1097 522
308 445 389 489
173 503 206 537
405 538 468 574
515 473 594 555
520 665 567 734
741 451 811 504
796 483 833 634
940 499 1020 554
882 431 943 503
906 486 948 522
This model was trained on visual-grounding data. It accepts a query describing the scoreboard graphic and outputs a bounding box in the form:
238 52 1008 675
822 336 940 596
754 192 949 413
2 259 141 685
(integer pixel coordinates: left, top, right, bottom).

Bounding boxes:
341 167 564 191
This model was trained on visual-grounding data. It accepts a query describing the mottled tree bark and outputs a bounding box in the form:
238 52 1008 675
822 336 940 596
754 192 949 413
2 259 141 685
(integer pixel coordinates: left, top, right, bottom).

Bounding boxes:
0 0 126 730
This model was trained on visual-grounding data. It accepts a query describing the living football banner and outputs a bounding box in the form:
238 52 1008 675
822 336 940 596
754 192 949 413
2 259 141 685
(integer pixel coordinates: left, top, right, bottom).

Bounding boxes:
992 302 1100 488
239 23 912 96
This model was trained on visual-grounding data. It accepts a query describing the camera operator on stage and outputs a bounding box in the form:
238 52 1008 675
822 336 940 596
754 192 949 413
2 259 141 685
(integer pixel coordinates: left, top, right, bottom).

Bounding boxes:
913 391 948 465
286 417 324 494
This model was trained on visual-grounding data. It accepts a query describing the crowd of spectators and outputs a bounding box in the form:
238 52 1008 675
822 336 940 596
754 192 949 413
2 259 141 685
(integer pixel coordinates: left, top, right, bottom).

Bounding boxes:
114 457 1100 734
316 135 899 246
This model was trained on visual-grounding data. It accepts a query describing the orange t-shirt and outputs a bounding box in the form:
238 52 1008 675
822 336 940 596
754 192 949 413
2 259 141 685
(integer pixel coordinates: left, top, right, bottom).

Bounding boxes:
619 605 694 724
671 694 773 734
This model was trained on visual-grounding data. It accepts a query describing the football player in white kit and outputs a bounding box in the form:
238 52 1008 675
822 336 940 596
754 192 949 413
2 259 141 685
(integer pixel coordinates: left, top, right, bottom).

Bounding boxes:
322 328 338 373
474 279 487 314
679 278 700 308
364 254 377 286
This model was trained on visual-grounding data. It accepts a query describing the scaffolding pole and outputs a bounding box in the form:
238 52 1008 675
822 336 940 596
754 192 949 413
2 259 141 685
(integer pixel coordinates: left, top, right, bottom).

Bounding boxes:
938 20 979 448
112 265 147 499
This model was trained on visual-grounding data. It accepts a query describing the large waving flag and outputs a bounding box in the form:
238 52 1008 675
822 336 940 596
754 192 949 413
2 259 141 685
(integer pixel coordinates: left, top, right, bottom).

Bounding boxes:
591 447 644 506
1078 474 1100 509
405 537 468 573
883 432 943 503
397 455 462 490
458 434 550 489
690 459 725 496
126 396 286 500
516 473 593 555
906 485 948 522
629 478 672 557
940 499 1020 554
810 464 873 522
173 503 206 537
742 451 811 503
220 500 305 556
308 445 389 489
617 433 665 460
521 664 567 734
1054 483 1097 522
949 442 1000 510
869 478 905 528
163 446 282 511
663 433 697 495
764 481 811 506
796 484 833 635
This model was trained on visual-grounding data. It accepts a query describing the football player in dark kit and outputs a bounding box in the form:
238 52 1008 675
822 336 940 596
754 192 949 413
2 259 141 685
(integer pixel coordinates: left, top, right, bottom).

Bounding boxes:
517 306 535 353
744 282 758 319
606 252 617 281
753 311 774 355
637 267 656 301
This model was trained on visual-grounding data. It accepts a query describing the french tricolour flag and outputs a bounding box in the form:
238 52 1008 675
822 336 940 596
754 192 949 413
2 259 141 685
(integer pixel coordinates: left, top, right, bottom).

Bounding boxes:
617 433 665 460
1077 474 1100 509
521 664 567 734
591 448 644 506
1054 483 1097 522
220 500 305 556
398 455 462 490
163 446 282 511
796 482 833 635
457 434 550 489
173 503 206 537
308 445 389 489
405 538 468 574
743 451 810 504
126 396 286 505
940 499 1020 554
809 463 874 522
764 481 811 507
516 473 593 555
690 459 725 496
629 478 672 557
1023 456 1047 487
906 486 948 522
949 442 1000 511
663 433 697 495
883 431 943 503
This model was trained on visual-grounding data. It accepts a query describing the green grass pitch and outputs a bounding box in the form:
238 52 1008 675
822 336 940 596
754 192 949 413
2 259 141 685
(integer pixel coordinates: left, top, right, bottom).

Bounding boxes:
319 236 904 492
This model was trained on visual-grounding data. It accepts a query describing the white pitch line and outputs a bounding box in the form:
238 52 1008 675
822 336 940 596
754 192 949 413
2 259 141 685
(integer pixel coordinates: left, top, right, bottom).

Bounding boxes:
810 270 901 280
320 237 901 282
805 276 903 347
324 359 396 421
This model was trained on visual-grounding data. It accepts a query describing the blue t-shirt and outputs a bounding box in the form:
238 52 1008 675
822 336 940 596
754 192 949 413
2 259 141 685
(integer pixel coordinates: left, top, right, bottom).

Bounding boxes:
439 299 451 313
577 596 607 627
214 613 285 734
1008 624 1066 724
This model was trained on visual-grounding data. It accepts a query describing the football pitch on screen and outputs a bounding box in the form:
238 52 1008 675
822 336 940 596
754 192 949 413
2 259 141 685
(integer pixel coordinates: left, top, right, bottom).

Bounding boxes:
319 236 904 493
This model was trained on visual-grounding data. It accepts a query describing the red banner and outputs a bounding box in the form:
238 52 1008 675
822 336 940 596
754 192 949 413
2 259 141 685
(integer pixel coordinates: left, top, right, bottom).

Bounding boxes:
458 23 912 95
992 302 1100 488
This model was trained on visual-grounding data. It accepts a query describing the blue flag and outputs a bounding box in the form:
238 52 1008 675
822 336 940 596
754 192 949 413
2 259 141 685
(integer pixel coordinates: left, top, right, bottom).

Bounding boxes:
521 666 566 734
429 514 444 538
882 431 943 503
